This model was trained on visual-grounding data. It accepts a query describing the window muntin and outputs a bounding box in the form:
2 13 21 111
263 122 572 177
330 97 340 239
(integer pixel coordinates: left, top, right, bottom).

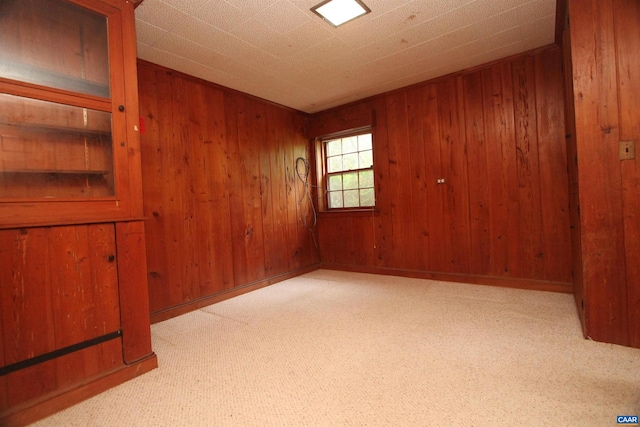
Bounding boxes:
325 133 374 209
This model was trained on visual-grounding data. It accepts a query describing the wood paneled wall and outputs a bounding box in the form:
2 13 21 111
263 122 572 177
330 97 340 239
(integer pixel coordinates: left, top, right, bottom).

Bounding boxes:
137 61 319 320
564 0 640 348
310 46 572 291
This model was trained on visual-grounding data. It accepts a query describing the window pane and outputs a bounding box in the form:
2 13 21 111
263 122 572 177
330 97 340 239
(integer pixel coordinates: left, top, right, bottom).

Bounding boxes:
0 93 115 199
342 136 357 154
326 139 341 157
323 132 374 211
343 172 358 190
359 150 373 169
343 153 358 171
359 169 374 188
358 134 372 151
360 188 375 206
329 191 343 208
327 156 343 173
343 190 359 208
0 0 110 98
328 174 342 191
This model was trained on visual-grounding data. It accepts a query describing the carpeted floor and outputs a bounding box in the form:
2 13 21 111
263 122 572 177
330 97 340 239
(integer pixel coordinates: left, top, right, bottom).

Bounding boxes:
33 270 639 426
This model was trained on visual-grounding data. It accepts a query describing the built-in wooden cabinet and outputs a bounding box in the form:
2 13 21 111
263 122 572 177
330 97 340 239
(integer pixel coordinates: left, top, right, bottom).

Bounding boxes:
0 0 142 226
0 0 156 424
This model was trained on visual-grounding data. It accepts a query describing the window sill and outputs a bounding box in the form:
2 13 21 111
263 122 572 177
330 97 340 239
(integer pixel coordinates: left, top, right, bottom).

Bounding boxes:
318 209 380 218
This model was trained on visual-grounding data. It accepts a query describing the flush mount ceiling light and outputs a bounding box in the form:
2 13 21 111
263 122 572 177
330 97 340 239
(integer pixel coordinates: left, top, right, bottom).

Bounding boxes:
311 0 371 27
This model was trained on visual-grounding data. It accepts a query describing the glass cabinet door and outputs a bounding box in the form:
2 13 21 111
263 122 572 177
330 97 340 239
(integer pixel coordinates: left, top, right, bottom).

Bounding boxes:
0 0 110 98
0 0 121 204
0 94 114 199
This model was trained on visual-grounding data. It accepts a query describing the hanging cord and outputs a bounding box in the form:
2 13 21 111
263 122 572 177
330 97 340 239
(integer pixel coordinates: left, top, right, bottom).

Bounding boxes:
295 156 319 249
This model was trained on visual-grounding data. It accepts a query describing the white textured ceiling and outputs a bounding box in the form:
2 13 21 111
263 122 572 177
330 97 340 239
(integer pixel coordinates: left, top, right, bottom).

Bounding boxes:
135 0 557 113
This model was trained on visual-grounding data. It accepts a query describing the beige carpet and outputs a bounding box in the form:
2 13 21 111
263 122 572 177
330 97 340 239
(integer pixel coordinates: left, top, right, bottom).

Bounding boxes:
33 270 639 426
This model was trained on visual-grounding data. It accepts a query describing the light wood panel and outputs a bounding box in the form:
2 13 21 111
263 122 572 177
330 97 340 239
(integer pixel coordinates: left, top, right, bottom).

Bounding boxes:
137 61 320 318
311 46 572 289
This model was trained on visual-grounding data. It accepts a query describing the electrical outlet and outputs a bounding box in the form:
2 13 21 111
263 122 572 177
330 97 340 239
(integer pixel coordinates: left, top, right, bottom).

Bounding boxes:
620 140 636 160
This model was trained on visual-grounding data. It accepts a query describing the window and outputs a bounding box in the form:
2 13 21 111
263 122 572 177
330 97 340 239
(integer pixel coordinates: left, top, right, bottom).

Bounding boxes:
324 132 375 209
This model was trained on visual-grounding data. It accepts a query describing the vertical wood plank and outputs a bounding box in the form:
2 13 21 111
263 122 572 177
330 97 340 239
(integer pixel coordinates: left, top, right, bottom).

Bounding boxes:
463 71 491 276
0 228 54 365
87 224 120 336
225 93 249 286
116 221 154 363
371 99 393 268
421 84 446 273
238 98 267 284
513 56 545 279
47 226 93 348
174 77 200 302
569 0 628 344
534 48 572 282
138 65 170 313
267 108 293 274
406 87 430 271
482 62 520 277
614 0 640 347
386 91 415 269
437 77 471 273
190 82 234 295
562 19 585 328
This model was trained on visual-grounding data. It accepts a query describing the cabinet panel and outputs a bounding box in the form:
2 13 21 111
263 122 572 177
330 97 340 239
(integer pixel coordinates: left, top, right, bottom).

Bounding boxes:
0 224 120 368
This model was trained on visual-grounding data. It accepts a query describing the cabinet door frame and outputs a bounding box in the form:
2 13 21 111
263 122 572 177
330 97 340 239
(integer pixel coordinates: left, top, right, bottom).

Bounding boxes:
0 0 139 228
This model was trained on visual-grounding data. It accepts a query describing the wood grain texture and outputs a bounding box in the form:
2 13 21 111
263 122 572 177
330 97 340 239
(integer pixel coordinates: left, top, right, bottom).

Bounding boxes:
115 221 154 363
138 61 320 317
613 0 640 348
569 0 639 345
0 224 123 410
312 46 572 288
564 0 640 347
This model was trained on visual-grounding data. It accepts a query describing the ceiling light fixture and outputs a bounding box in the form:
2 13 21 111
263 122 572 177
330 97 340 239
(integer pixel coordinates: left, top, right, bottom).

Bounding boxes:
311 0 371 27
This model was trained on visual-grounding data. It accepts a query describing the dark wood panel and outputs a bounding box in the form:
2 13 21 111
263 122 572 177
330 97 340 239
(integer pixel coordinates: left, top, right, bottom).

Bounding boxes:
0 224 123 410
2 338 122 410
0 228 54 366
406 87 430 271
189 79 234 295
482 62 520 278
614 0 640 348
463 71 491 275
386 91 415 269
310 46 572 287
437 77 471 273
568 0 629 345
512 56 545 280
534 48 572 282
138 65 170 313
116 221 153 363
138 61 320 317
421 84 446 273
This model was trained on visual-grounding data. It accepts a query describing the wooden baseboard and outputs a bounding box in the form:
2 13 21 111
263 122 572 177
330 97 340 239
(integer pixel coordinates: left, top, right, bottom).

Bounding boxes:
1 354 158 427
150 264 322 324
320 263 574 294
